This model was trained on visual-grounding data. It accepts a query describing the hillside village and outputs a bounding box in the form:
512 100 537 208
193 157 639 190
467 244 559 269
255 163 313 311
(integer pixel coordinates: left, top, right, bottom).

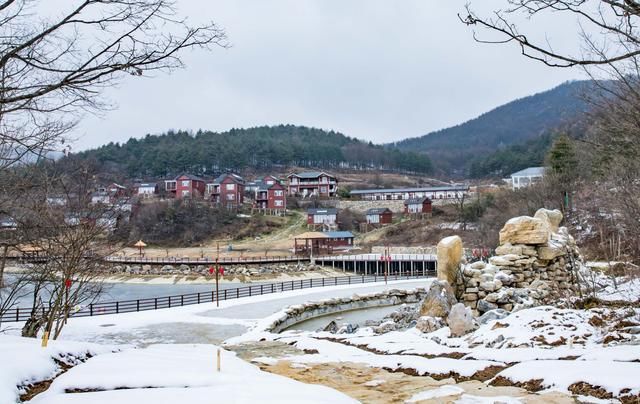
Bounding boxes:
64 169 488 257
2 2 640 404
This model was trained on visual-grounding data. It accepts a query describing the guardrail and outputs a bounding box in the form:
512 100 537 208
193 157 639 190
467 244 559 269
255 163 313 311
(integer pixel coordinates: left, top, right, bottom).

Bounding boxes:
103 255 307 265
0 273 433 323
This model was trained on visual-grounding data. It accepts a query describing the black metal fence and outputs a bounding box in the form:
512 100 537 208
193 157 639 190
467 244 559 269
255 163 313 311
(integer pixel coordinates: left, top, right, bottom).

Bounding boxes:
0 273 434 323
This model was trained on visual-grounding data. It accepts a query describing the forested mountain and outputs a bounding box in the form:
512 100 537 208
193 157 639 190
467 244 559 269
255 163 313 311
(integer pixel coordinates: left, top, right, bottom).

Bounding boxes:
392 80 596 176
77 125 432 177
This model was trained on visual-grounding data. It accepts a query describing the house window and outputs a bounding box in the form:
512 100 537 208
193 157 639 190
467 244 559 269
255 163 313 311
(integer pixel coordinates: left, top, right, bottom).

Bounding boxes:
181 180 190 187
274 190 283 197
182 190 190 197
226 194 235 200
275 200 283 207
320 187 327 193
226 183 235 190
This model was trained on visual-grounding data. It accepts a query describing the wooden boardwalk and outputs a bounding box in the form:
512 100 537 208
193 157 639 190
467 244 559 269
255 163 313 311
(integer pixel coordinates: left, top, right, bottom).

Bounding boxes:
8 253 438 272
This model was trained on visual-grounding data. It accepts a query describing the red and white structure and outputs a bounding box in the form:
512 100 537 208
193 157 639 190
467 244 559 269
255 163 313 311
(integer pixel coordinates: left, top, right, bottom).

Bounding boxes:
287 171 338 198
254 176 286 214
366 208 393 225
403 197 432 216
165 174 206 199
209 173 245 208
306 208 338 229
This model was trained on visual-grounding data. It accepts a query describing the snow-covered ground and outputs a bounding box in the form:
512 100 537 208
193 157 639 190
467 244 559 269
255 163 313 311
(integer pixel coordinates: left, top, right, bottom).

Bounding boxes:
0 280 428 403
2 276 640 403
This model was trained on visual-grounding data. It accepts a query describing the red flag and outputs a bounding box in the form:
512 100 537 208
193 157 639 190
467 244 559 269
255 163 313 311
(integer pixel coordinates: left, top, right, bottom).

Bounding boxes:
209 266 214 275
64 279 72 289
218 267 225 276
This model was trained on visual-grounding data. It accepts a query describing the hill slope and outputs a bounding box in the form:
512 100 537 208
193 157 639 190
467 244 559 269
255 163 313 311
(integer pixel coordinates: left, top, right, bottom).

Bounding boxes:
78 125 432 177
393 80 594 175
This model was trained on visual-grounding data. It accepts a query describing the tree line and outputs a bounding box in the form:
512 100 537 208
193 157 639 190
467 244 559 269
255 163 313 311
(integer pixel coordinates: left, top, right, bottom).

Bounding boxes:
77 125 433 177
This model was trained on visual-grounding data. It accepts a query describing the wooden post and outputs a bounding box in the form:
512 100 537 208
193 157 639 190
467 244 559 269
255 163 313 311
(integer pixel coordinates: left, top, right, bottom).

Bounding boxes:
41 331 49 348
217 348 221 372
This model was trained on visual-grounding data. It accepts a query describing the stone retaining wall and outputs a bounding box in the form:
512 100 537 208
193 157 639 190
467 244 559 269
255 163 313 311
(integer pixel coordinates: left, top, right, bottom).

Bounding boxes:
106 262 322 277
266 287 429 333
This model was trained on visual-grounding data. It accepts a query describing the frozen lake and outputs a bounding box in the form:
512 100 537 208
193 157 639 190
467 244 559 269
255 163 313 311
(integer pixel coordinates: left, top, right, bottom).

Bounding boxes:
284 304 406 332
2 274 265 306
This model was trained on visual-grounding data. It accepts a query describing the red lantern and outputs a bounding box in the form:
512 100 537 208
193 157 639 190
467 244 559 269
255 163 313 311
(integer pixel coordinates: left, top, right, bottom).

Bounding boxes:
64 279 72 289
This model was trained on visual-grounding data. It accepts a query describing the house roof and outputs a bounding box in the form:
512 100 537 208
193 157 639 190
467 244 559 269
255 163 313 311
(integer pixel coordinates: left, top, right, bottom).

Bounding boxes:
257 182 284 191
323 231 354 239
175 174 205 182
307 208 338 215
404 197 430 205
214 173 245 184
350 185 469 195
510 167 546 177
294 231 328 239
366 208 392 215
288 171 334 179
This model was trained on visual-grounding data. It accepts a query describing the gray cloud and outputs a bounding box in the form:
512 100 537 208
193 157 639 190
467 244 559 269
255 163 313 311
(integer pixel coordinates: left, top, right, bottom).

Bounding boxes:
72 0 582 151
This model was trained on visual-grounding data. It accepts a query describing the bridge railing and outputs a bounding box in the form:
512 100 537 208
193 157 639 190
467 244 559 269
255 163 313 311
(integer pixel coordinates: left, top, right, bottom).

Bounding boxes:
102 255 305 264
0 272 434 323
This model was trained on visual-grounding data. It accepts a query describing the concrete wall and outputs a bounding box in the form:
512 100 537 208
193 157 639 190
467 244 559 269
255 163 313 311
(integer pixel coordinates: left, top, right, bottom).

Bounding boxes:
266 287 429 333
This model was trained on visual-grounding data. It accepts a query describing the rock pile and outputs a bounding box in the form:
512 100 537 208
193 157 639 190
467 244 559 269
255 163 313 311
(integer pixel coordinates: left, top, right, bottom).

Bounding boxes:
415 280 477 337
458 208 581 315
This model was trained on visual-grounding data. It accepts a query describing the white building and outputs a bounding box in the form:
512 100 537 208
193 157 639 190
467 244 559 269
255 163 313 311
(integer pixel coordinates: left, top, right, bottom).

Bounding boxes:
510 167 545 189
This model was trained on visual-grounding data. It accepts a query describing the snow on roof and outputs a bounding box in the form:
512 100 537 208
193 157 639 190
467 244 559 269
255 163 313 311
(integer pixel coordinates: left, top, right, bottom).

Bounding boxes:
350 185 469 195
510 167 546 177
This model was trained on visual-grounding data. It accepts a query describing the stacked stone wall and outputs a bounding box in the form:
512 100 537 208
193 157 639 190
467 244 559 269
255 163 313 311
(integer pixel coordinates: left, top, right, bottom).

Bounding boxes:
457 209 581 315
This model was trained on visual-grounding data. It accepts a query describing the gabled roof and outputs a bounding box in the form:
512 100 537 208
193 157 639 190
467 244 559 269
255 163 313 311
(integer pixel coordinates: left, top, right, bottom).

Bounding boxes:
350 185 469 195
214 173 245 184
307 208 338 215
404 197 430 205
174 173 205 182
323 231 354 239
294 231 327 239
366 208 392 215
257 182 284 192
288 171 334 179
510 167 546 177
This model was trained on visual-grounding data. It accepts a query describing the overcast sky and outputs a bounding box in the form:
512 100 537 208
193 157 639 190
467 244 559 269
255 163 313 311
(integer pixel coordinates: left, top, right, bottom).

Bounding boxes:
71 1 583 151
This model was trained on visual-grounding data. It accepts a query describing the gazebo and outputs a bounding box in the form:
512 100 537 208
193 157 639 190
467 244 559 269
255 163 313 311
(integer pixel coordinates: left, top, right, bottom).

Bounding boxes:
134 240 147 257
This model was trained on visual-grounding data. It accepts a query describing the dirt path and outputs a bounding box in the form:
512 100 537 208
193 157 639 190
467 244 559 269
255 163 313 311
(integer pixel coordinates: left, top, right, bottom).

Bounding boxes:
119 211 308 259
229 341 575 404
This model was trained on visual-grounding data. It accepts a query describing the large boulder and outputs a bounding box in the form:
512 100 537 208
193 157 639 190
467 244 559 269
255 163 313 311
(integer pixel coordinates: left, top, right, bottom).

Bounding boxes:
534 208 563 233
419 280 457 318
446 303 477 337
436 235 463 286
499 216 551 245
415 316 445 333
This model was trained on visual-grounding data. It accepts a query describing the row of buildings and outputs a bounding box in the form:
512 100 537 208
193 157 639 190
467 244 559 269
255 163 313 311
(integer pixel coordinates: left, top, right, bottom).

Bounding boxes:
131 171 339 211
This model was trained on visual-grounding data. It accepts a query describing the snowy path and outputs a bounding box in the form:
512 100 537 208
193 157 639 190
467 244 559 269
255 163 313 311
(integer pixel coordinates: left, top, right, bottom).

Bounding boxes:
1 280 430 403
56 279 431 346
